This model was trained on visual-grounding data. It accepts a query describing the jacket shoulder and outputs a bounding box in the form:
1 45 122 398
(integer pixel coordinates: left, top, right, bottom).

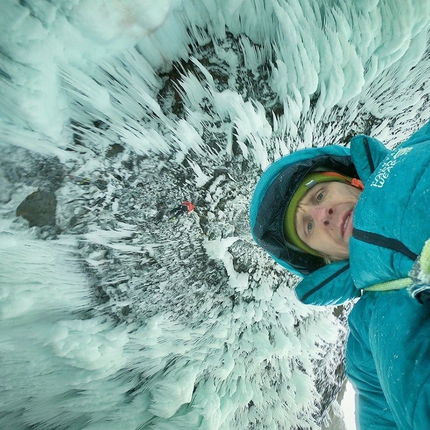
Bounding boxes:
400 119 430 147
350 135 390 182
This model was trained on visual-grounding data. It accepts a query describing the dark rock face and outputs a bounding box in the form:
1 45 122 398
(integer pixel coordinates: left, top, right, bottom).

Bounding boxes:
16 190 57 227
1 152 65 192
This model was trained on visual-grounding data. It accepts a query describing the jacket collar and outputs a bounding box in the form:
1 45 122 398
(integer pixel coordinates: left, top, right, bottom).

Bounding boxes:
295 261 360 305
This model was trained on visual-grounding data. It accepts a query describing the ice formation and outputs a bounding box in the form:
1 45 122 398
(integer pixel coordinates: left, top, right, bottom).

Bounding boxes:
1 0 430 429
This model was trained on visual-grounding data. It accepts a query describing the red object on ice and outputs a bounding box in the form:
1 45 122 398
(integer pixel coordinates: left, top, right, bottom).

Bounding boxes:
181 201 195 213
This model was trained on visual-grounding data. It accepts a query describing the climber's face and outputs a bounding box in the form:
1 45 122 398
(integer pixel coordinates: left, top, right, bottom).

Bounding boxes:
295 181 362 261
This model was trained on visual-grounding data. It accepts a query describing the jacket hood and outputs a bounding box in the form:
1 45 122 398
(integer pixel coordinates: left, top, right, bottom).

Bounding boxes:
250 145 357 277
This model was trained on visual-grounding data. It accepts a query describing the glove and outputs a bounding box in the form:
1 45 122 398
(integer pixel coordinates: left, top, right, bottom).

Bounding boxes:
408 238 430 304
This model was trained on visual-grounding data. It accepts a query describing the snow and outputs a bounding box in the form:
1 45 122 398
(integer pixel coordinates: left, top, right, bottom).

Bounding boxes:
204 237 249 292
1 0 430 429
342 382 358 430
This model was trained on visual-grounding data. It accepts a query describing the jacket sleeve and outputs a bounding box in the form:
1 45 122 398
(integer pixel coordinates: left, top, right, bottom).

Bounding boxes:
348 289 430 429
346 304 399 430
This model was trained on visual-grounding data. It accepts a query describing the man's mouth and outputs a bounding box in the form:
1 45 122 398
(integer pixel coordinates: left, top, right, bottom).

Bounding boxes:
341 210 353 238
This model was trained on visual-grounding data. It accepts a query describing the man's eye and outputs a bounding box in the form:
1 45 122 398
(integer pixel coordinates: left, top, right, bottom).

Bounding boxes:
316 192 324 202
307 220 313 232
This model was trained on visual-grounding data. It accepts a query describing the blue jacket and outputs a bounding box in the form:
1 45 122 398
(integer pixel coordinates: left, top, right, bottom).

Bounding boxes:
250 122 430 429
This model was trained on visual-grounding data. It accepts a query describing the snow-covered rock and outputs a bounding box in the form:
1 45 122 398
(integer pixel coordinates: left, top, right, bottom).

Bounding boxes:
1 1 430 429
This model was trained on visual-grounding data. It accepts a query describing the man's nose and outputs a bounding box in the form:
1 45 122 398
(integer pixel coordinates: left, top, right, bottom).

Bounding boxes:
311 206 333 226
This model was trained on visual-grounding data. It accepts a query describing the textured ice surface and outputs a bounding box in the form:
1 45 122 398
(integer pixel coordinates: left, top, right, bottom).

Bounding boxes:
1 0 430 429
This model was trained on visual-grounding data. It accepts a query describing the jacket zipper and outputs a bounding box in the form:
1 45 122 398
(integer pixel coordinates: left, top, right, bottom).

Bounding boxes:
363 137 376 173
